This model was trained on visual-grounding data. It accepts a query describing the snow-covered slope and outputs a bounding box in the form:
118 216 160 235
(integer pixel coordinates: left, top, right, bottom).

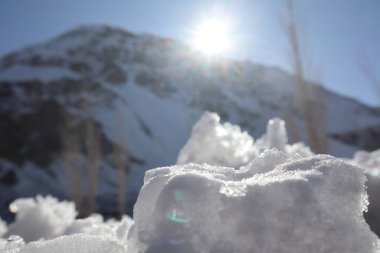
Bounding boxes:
1 25 380 219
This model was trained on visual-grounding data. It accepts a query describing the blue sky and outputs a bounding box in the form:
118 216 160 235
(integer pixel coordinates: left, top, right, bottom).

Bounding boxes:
0 0 379 106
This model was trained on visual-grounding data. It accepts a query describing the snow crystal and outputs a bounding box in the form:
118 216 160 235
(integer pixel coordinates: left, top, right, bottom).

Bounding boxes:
64 214 133 245
129 149 379 252
5 195 77 242
177 112 313 168
0 235 24 253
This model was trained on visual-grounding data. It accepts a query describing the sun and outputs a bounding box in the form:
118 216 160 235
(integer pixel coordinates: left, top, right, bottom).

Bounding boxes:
192 18 233 56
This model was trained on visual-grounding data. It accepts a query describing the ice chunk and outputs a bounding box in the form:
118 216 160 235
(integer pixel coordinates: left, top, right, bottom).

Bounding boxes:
23 234 126 253
5 195 77 242
255 118 313 157
177 112 257 168
129 149 379 252
177 113 312 168
263 117 288 151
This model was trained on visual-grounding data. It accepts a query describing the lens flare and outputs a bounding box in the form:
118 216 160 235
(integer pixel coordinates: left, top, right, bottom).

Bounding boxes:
192 18 233 56
167 209 192 223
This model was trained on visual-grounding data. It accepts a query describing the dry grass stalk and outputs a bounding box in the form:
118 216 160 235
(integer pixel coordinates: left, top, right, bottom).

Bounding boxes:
358 53 380 99
283 0 328 153
85 118 100 215
60 118 83 212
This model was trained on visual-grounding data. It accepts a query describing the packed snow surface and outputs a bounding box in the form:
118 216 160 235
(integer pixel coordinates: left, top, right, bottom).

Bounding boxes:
129 149 379 252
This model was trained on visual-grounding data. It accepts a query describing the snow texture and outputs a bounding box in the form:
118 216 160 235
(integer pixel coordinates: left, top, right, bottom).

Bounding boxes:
23 234 126 253
64 214 133 245
177 112 257 168
4 195 77 242
0 196 133 252
352 149 380 177
177 112 313 168
0 115 379 252
129 149 379 253
0 235 24 253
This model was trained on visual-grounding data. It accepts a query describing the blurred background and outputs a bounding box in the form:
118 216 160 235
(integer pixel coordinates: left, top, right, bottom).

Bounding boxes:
0 0 380 234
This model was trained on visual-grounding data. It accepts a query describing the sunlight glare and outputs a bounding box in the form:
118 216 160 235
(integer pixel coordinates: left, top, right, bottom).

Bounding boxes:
192 18 233 56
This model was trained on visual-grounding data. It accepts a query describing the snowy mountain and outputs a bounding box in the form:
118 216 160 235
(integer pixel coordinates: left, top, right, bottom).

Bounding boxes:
1 25 380 219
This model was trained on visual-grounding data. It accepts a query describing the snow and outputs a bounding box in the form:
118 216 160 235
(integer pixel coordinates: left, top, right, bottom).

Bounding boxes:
4 196 76 242
0 196 133 252
64 214 133 244
259 118 288 151
177 112 313 168
352 149 380 177
129 149 379 252
0 115 379 252
23 234 126 253
177 111 257 168
0 235 25 252
1 25 380 252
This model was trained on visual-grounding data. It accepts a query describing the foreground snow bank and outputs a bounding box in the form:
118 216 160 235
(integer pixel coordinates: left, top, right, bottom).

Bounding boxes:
129 149 379 252
1 113 379 252
23 234 126 253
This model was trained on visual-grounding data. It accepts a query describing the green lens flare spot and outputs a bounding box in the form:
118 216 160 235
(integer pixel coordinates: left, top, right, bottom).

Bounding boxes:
167 211 192 223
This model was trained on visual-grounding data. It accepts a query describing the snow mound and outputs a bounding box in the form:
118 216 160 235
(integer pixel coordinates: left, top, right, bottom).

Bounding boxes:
177 112 313 168
64 214 133 245
177 112 257 168
129 149 378 252
4 195 77 242
0 197 133 252
352 149 380 177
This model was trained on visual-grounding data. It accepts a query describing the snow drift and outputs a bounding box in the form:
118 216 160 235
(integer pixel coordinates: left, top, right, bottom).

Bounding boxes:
177 112 313 168
128 149 378 252
1 115 379 252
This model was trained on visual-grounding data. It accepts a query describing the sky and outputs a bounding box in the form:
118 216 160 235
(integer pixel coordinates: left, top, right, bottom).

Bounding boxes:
0 0 379 106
